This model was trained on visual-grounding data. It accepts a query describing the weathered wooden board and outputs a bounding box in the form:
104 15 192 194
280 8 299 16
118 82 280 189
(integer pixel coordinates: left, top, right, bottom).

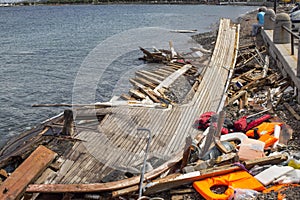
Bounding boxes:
283 102 300 120
0 145 57 200
131 77 157 89
129 89 147 100
129 78 161 103
26 151 183 193
154 64 192 93
135 71 162 84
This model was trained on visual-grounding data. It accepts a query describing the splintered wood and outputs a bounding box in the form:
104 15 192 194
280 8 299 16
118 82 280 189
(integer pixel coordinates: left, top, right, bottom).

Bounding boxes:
226 43 295 109
0 145 57 200
122 45 199 104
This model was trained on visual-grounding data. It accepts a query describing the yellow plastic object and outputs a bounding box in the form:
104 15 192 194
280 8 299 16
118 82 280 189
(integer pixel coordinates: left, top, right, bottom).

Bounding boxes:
246 122 282 138
288 159 300 169
193 171 265 200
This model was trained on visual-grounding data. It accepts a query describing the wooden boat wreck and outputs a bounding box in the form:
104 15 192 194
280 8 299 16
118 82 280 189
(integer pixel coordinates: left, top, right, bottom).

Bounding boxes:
0 18 240 199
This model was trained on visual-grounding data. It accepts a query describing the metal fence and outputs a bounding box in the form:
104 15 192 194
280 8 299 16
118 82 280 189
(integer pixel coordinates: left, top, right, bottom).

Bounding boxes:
282 25 299 55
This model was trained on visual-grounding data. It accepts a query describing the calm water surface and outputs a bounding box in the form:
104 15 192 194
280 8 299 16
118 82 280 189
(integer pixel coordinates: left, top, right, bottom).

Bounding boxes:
0 4 256 148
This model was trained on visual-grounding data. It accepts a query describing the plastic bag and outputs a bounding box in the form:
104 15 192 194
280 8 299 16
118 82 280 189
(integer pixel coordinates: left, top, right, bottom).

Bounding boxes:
229 188 258 200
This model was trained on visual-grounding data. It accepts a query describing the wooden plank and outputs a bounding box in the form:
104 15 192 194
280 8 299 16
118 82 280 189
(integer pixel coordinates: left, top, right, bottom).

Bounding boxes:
227 90 247 105
129 89 147 100
131 78 157 89
135 71 162 85
154 64 192 93
93 109 144 169
283 103 300 120
170 188 195 195
243 154 288 169
114 164 240 196
153 70 170 77
120 94 136 101
0 145 57 200
137 70 165 81
167 21 238 153
60 147 90 184
161 67 176 73
167 63 183 70
153 108 181 154
129 79 161 103
143 165 240 195
123 109 167 166
26 150 184 193
157 68 173 76
80 161 104 184
231 69 256 83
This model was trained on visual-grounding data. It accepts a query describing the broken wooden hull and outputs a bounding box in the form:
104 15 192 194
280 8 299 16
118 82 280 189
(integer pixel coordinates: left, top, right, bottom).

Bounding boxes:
0 18 240 199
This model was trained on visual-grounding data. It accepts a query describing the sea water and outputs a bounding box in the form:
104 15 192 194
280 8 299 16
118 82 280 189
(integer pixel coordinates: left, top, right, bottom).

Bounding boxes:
0 4 256 148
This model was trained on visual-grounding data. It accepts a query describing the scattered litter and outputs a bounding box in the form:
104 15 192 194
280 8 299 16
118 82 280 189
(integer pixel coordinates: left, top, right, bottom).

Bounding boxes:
238 138 265 161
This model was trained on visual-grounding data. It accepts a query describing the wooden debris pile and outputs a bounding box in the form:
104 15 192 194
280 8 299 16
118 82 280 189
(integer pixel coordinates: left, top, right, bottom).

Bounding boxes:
139 41 185 63
226 43 295 115
121 41 204 105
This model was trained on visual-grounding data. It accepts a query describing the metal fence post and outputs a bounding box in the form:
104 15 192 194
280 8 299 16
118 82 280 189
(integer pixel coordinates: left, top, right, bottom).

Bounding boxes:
137 128 152 198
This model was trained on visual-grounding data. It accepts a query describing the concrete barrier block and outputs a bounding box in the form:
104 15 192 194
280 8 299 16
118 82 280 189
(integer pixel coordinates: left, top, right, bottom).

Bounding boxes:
273 13 291 44
264 9 275 30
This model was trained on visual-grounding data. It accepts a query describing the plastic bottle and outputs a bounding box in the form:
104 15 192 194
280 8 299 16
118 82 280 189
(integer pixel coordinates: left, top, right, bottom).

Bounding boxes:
288 159 300 169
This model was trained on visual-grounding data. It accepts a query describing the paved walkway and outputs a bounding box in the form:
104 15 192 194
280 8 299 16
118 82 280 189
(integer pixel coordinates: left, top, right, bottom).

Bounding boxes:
262 29 300 90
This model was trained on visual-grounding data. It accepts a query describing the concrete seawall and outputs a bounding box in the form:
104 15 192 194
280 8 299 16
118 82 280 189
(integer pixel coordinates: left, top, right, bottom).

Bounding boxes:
261 27 300 102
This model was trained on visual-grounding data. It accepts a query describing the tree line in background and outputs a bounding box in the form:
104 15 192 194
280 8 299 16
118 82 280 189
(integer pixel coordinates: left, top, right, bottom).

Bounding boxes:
12 0 222 6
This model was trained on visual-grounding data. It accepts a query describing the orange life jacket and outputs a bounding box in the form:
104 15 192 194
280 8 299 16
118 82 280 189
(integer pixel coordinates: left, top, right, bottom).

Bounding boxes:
259 134 278 148
193 170 265 200
246 122 282 138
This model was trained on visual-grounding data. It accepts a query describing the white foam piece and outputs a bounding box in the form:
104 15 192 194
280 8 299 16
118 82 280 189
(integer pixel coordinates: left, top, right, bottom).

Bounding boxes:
254 165 294 186
220 132 248 142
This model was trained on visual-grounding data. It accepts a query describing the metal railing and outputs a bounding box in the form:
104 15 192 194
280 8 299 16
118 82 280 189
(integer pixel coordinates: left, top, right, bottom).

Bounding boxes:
282 25 299 55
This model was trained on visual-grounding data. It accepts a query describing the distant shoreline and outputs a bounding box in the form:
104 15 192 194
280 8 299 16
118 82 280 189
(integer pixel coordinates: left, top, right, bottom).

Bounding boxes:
0 2 217 7
0 1 272 7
